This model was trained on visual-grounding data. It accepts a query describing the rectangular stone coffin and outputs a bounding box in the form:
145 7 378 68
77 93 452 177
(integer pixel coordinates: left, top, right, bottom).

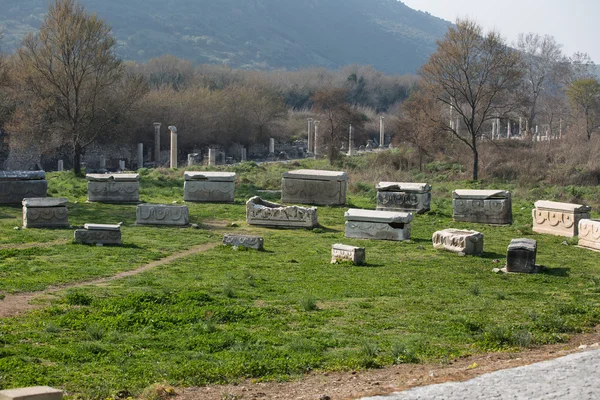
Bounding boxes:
0 171 47 204
281 169 347 205
136 204 189 226
578 219 600 251
344 208 413 241
331 244 365 265
432 229 483 255
376 182 431 214
506 238 538 273
452 190 512 225
246 196 318 228
223 234 264 250
22 197 69 228
87 173 139 203
74 223 122 245
532 200 591 237
0 386 62 400
184 171 236 202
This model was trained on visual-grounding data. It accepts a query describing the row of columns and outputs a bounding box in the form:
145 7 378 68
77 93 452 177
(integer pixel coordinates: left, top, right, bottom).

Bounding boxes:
306 116 385 156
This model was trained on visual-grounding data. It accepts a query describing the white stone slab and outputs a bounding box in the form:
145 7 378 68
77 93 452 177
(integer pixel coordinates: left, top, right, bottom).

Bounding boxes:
86 173 139 182
376 182 431 193
0 171 46 181
282 169 347 181
246 196 318 228
84 223 121 231
578 219 600 251
344 208 413 224
331 244 365 265
22 197 68 207
0 386 62 400
534 200 591 213
432 229 483 255
452 189 510 199
184 171 236 181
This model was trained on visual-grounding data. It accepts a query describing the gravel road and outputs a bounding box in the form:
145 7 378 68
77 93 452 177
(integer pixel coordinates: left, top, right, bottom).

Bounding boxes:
361 349 600 400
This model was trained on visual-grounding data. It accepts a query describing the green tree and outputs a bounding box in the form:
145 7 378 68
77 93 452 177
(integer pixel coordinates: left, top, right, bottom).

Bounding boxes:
15 0 146 174
566 78 600 141
419 19 523 180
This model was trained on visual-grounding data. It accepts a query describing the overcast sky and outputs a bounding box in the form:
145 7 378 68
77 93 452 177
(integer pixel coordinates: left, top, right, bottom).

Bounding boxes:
400 0 599 63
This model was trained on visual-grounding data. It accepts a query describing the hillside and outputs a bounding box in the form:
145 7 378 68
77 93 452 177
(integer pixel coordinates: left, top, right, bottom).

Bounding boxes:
0 0 450 74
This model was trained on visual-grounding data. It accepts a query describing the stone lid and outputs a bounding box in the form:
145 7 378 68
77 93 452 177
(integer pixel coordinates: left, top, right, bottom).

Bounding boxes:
452 189 510 199
435 228 483 237
0 386 62 400
344 208 413 223
138 203 187 209
84 223 121 231
332 243 364 251
0 170 46 181
282 169 347 181
86 173 139 182
184 171 236 181
508 238 537 251
534 200 591 213
377 182 431 193
22 197 68 207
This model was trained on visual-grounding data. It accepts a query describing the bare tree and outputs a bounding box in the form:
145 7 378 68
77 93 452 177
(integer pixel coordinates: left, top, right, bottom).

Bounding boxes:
566 78 600 141
419 19 523 180
14 0 147 174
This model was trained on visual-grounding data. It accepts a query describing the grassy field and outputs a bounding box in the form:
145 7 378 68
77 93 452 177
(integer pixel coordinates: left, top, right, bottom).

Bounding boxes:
1 155 600 399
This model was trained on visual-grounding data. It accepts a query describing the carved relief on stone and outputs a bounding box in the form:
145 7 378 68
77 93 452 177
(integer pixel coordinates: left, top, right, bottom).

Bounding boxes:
223 234 264 250
0 171 48 204
344 208 413 241
87 174 139 202
281 169 347 205
246 196 318 228
376 182 431 214
136 204 189 226
331 244 365 265
432 229 483 255
74 223 122 245
452 190 512 225
183 171 236 202
578 219 600 251
532 200 591 237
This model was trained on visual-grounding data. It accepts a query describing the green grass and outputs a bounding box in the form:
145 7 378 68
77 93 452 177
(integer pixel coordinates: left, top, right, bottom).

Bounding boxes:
1 160 600 398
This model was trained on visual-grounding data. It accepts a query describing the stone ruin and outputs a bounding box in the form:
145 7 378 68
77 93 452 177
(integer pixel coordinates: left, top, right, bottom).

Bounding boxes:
578 219 600 251
331 244 365 265
222 234 264 250
452 189 512 225
344 208 413 241
183 171 236 203
135 204 189 226
505 238 538 273
532 200 591 237
246 196 318 228
432 228 483 255
74 223 122 245
0 386 62 400
281 169 347 205
87 173 139 203
0 171 47 204
376 182 431 214
22 197 69 229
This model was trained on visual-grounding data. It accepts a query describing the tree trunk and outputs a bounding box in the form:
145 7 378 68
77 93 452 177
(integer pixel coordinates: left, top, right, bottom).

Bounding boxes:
472 147 479 181
73 142 82 175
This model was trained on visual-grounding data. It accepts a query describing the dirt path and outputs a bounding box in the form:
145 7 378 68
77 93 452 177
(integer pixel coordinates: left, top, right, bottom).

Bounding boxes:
178 327 600 400
0 242 218 318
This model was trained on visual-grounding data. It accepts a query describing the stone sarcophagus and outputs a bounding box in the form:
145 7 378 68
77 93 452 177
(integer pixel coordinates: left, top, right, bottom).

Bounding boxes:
0 386 63 400
452 190 512 225
376 182 431 214
281 169 347 205
578 219 600 251
246 196 318 228
344 208 413 241
74 223 122 245
184 171 236 202
432 229 484 255
223 234 264 250
506 238 538 273
87 173 139 203
532 200 591 237
0 171 47 204
22 197 69 228
331 244 365 265
136 204 189 226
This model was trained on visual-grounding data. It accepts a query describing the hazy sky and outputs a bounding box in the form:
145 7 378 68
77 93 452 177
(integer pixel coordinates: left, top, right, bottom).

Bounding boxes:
400 0 599 63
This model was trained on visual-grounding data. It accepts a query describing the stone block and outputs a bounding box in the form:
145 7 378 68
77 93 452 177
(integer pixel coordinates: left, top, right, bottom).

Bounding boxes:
331 244 365 265
578 219 600 251
74 223 122 245
532 200 591 237
506 238 538 273
86 173 139 203
344 208 413 241
0 171 47 204
246 196 318 228
22 197 69 228
136 204 189 226
223 234 264 250
432 229 484 255
376 182 431 214
452 189 512 225
183 171 236 202
281 169 347 205
0 386 62 400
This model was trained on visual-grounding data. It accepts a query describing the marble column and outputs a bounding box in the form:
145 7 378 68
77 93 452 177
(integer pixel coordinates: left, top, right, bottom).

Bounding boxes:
379 116 385 147
313 121 320 157
137 143 144 169
348 124 356 156
307 118 313 153
208 148 216 166
58 160 64 172
169 125 177 168
153 122 161 164
119 160 125 170
100 157 106 170
241 147 247 162
269 138 275 154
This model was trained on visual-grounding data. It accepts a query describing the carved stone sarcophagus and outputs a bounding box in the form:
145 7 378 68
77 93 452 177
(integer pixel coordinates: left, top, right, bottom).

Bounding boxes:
184 171 236 202
22 197 69 228
223 234 264 250
376 182 431 214
432 229 483 255
532 200 591 237
579 219 600 251
0 171 47 204
506 238 538 273
87 173 139 203
452 189 512 225
281 169 347 205
246 196 318 228
331 244 365 265
136 204 189 226
74 223 122 245
344 208 413 241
